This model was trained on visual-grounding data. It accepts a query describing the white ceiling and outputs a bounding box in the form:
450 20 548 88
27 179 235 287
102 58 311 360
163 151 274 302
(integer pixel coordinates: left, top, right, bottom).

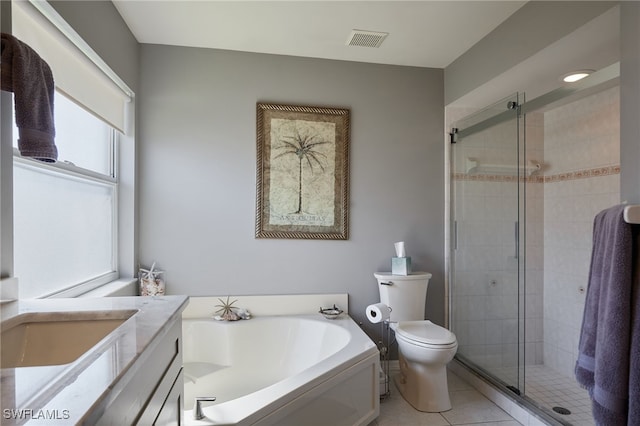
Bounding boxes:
113 1 526 69
113 1 620 108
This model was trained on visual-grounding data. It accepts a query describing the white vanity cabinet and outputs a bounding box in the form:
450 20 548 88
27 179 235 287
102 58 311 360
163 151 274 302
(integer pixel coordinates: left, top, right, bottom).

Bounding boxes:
0 296 188 426
92 316 184 425
135 321 184 425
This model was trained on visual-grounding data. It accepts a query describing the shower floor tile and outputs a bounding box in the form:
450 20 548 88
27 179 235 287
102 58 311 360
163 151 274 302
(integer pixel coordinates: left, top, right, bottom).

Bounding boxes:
525 365 594 426
492 364 594 425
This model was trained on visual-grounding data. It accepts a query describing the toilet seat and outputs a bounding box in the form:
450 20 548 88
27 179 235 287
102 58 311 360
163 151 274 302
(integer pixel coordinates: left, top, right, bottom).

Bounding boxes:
396 320 457 349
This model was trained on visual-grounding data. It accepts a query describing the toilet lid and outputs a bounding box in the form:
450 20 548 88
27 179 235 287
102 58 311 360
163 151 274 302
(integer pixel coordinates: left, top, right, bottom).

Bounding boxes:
396 320 457 346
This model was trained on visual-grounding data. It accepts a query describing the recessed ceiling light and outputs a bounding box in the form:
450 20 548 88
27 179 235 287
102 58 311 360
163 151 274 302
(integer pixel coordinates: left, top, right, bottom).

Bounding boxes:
562 70 595 83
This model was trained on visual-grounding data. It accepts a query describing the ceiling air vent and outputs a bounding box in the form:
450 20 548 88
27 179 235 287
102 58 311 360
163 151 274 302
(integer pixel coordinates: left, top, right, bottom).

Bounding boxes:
346 30 388 48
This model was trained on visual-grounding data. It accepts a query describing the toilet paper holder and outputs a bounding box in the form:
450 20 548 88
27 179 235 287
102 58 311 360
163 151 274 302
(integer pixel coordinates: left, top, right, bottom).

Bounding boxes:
367 303 392 324
377 311 393 400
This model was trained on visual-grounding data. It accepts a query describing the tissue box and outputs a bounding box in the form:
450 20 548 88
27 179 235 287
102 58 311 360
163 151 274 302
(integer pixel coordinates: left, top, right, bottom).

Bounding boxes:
392 257 412 275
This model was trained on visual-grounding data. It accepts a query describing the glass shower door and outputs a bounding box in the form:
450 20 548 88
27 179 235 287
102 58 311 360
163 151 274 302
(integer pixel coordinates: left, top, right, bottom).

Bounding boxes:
450 93 525 394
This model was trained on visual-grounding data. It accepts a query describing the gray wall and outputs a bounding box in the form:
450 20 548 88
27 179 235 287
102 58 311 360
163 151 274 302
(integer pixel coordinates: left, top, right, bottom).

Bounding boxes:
138 44 445 333
1 2 13 280
620 2 640 204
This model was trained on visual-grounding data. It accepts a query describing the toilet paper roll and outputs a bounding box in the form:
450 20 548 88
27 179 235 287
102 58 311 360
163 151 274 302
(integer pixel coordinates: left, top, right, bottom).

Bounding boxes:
366 303 391 324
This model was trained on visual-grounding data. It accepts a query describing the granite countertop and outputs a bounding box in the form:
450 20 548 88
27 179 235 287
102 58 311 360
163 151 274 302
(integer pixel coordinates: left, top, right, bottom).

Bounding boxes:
0 295 188 425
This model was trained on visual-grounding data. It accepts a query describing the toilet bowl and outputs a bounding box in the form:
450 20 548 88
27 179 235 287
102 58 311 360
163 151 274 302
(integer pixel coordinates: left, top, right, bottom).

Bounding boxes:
374 272 458 413
393 320 458 412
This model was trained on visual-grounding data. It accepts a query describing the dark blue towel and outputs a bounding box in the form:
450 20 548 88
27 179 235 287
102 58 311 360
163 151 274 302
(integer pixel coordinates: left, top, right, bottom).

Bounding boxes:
576 204 640 425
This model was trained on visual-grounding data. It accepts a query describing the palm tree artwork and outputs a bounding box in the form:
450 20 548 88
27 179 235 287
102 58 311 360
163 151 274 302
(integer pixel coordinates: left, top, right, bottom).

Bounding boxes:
274 124 331 215
256 103 349 239
270 119 336 223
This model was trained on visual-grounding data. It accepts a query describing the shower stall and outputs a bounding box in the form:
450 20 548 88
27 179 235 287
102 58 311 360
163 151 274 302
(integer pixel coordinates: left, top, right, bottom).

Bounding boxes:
448 65 620 425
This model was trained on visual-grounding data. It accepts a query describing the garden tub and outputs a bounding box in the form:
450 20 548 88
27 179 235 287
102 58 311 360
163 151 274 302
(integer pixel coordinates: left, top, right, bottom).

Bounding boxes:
183 314 379 425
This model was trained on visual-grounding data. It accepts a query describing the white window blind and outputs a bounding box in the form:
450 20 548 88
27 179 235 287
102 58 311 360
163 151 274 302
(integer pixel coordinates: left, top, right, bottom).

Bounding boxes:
12 0 130 133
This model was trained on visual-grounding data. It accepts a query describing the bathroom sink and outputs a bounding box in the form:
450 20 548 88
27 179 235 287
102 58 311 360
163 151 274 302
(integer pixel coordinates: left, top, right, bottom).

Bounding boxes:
1 310 137 368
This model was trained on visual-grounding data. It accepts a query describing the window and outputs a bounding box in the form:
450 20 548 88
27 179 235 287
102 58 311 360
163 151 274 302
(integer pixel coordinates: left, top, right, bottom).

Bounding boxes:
12 93 119 298
9 0 134 298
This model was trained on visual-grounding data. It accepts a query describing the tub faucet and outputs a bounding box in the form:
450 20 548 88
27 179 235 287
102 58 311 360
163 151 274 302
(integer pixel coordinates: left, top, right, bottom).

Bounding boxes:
193 396 217 420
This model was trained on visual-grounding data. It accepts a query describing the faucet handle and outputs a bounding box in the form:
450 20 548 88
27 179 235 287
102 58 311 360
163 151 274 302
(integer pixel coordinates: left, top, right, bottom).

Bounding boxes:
193 396 217 420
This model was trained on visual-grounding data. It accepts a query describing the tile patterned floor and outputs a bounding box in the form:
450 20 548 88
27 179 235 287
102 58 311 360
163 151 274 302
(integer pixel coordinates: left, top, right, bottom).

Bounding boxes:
369 368 523 426
521 365 594 426
456 365 595 426
457 362 594 426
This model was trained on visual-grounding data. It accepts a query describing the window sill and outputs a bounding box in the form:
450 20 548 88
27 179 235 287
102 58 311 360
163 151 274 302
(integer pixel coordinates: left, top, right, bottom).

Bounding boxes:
77 278 137 298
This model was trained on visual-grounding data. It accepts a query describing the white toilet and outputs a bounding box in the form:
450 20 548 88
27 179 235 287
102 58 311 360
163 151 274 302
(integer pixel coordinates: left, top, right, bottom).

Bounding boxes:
375 272 458 412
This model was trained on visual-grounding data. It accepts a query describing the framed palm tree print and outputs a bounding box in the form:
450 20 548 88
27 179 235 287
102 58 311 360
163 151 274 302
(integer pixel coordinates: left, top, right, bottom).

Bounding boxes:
255 103 350 239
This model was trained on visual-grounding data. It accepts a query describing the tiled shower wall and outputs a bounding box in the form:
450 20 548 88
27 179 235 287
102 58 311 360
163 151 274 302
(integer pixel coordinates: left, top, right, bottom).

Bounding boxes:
542 85 620 377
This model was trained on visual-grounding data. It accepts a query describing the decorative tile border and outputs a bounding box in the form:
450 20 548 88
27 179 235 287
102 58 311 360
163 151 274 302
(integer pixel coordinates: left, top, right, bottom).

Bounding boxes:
452 172 529 183
453 165 620 184
543 165 620 183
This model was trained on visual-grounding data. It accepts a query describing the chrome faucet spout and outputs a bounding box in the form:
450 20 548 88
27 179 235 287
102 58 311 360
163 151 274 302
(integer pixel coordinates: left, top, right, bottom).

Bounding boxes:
193 396 217 420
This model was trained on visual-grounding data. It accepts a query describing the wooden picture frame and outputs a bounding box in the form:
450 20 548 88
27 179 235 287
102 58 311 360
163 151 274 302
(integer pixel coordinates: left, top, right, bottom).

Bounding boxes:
255 103 350 239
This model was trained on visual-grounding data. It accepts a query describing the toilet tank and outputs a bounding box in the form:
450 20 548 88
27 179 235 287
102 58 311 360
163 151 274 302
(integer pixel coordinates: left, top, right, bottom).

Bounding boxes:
374 272 432 323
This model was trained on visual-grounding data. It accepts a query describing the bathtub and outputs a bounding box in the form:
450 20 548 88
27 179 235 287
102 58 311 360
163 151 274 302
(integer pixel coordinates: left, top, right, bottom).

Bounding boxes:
182 314 379 426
